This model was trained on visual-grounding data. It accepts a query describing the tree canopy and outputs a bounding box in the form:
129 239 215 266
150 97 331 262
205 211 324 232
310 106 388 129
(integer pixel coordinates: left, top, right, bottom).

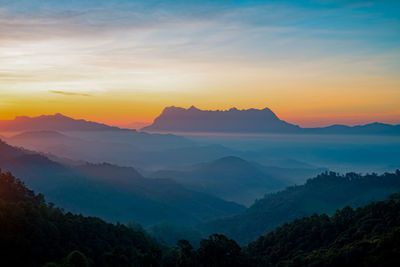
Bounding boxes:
1 169 400 266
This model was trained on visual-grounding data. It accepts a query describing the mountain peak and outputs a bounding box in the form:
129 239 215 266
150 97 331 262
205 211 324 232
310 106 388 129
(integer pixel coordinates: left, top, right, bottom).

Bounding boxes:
143 106 299 133
189 105 199 111
37 113 71 120
53 113 68 118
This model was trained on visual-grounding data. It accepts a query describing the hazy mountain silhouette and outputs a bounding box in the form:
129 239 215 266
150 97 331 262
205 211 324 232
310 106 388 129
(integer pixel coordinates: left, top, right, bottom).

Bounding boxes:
0 113 194 154
151 156 324 205
303 122 400 135
142 106 300 133
0 139 244 226
0 139 26 160
142 106 400 134
0 113 123 132
7 131 82 148
2 110 398 135
3 129 195 168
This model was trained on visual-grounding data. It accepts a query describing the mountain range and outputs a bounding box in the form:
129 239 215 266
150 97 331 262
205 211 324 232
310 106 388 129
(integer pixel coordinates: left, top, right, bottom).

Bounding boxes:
2 110 399 136
1 111 399 264
0 139 244 226
151 156 324 205
2 130 243 170
142 106 400 134
0 114 196 168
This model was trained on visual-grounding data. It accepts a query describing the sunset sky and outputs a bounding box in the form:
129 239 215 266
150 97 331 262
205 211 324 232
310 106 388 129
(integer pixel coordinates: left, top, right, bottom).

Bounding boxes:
1 0 399 127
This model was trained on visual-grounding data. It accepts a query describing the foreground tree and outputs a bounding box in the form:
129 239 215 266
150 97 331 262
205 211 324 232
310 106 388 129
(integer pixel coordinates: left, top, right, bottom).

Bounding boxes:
66 251 89 267
198 234 243 267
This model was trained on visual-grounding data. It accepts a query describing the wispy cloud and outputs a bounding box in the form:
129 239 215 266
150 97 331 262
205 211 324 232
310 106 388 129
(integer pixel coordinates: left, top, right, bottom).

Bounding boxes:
50 90 91 97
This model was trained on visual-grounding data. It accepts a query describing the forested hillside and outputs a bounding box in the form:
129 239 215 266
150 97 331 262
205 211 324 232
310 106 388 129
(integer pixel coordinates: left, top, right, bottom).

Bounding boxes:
246 193 400 266
1 169 400 266
0 170 248 266
200 171 400 244
0 170 161 266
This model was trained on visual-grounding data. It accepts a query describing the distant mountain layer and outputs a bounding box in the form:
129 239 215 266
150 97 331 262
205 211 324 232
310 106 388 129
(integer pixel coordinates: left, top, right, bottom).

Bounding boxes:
0 139 244 226
142 106 300 133
151 156 324 206
0 113 123 132
3 110 398 135
142 106 400 134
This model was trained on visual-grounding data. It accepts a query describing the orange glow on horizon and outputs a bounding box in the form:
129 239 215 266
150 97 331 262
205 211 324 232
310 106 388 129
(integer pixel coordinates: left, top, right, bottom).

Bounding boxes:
1 0 399 129
1 94 399 128
1 57 399 128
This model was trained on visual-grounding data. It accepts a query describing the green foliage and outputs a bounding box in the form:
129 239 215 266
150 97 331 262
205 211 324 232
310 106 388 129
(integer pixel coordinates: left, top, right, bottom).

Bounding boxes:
197 234 243 267
163 239 198 267
2 169 400 267
201 170 400 244
246 195 400 266
0 170 161 267
66 251 89 267
0 169 44 204
176 239 196 267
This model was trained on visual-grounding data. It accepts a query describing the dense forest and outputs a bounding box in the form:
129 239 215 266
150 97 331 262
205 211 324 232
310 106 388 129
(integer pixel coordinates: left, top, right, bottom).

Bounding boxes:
246 193 400 266
1 169 400 266
0 170 162 266
201 170 400 244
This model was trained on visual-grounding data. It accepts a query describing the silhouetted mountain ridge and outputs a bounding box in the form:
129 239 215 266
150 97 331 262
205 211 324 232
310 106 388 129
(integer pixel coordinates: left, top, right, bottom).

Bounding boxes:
0 113 125 132
143 106 400 134
142 106 300 133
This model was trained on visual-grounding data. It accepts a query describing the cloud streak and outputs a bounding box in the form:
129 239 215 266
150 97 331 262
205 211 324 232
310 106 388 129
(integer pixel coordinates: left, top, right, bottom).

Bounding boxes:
50 90 91 97
0 0 399 125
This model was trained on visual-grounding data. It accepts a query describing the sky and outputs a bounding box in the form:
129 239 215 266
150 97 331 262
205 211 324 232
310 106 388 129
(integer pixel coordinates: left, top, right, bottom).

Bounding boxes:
0 0 399 127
